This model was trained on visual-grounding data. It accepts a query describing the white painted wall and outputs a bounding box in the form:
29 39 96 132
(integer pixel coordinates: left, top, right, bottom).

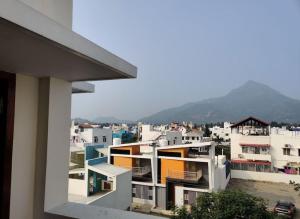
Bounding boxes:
93 128 113 146
231 170 300 184
271 134 300 169
141 125 182 145
211 122 232 141
72 126 113 146
44 78 72 211
213 165 230 191
88 171 132 210
175 186 184 207
17 0 73 29
231 132 300 170
69 179 86 196
10 74 39 219
10 75 72 219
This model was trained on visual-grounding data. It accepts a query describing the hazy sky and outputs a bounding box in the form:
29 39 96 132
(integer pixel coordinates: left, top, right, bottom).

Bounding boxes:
71 0 300 121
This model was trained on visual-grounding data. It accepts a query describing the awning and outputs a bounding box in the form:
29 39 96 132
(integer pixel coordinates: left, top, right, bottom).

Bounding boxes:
240 143 270 148
231 159 271 165
0 0 137 82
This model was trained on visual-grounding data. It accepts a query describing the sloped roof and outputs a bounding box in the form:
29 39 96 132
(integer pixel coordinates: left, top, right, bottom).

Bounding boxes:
231 116 269 128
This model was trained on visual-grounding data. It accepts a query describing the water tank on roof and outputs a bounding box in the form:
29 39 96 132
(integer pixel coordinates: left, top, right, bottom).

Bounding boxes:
113 138 121 145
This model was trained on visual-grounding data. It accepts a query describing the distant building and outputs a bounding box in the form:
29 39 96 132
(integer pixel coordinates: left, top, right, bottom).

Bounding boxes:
139 124 182 145
71 121 113 147
181 126 203 144
113 130 135 144
210 122 232 141
231 116 300 175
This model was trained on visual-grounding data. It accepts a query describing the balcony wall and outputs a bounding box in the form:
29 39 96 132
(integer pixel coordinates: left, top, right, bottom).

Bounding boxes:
242 153 272 162
239 135 270 145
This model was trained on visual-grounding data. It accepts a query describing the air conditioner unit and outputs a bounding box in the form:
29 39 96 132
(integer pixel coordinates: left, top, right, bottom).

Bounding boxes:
284 144 292 148
238 154 244 159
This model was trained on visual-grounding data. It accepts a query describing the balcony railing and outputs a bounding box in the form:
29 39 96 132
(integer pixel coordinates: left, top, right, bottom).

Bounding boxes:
167 169 202 181
132 166 151 176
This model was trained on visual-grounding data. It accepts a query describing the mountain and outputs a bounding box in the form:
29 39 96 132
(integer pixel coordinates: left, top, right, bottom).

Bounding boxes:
72 117 91 124
139 81 300 124
93 116 134 124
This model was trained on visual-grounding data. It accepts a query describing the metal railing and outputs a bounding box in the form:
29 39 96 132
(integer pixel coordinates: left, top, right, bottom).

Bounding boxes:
120 165 152 176
132 166 151 176
167 169 202 181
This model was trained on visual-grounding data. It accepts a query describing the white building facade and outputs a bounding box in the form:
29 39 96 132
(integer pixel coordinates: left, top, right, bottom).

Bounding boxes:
139 124 182 146
210 122 232 141
71 122 113 147
231 117 300 177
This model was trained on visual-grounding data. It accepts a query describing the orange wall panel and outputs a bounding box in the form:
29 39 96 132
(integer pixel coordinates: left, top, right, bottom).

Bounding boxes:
161 159 185 184
114 157 133 168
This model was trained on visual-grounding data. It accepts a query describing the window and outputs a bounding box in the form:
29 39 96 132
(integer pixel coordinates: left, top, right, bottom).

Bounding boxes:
184 191 189 205
254 147 260 154
173 140 176 144
186 137 190 140
298 149 300 157
94 136 98 143
182 137 184 140
283 148 290 156
242 147 248 153
197 137 199 140
103 136 107 142
192 137 195 140
168 140 170 145
261 147 267 152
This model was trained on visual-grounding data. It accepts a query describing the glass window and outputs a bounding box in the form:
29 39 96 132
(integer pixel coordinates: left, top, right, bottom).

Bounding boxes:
94 136 98 143
283 148 291 156
103 136 107 143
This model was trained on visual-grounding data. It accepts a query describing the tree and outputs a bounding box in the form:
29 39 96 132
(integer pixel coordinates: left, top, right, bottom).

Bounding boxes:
203 124 211 137
172 190 276 219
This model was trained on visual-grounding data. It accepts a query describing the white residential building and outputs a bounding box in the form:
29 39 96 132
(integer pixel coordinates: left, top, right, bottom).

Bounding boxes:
210 122 232 141
71 122 113 147
139 124 182 146
181 126 203 144
231 117 300 178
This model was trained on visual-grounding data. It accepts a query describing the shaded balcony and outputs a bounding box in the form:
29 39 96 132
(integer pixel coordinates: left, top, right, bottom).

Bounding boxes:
167 169 202 182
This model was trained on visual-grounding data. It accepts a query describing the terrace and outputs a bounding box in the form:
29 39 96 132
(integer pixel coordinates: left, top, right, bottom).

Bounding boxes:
231 116 270 136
